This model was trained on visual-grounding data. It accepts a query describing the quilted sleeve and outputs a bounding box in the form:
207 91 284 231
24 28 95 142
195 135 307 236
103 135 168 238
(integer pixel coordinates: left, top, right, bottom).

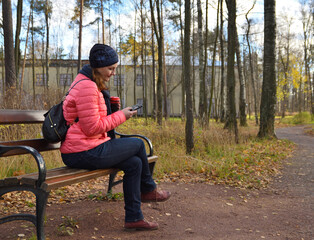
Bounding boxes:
74 81 126 137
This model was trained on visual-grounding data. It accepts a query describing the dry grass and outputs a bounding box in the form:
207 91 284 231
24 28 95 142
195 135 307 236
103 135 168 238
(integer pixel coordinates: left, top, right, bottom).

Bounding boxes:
117 118 295 188
0 117 295 188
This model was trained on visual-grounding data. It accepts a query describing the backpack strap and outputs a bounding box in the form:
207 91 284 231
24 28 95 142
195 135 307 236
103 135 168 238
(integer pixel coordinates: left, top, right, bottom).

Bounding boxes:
65 78 90 96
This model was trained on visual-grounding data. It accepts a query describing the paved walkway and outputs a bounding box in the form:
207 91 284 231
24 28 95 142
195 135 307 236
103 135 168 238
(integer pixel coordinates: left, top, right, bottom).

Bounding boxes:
275 125 313 238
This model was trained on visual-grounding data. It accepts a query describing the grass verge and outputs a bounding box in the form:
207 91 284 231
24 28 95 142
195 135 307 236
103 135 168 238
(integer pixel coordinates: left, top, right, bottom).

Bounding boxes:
0 118 296 189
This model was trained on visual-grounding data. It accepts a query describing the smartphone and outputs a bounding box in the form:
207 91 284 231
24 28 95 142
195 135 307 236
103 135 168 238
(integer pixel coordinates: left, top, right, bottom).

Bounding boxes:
131 104 143 111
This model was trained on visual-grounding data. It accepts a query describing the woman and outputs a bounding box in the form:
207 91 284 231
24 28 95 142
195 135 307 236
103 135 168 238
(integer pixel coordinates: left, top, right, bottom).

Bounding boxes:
60 43 170 231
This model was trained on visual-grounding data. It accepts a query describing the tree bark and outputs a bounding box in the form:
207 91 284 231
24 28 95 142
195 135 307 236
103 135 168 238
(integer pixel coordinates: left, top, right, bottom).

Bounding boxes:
184 0 194 154
45 0 51 91
258 0 277 138
197 0 205 123
224 0 239 143
133 6 137 107
208 0 220 123
161 1 168 120
77 0 83 73
150 11 157 120
15 0 23 84
245 1 258 125
31 1 36 107
219 0 225 122
19 8 32 103
150 0 164 125
3 0 17 108
235 27 247 126
101 0 105 44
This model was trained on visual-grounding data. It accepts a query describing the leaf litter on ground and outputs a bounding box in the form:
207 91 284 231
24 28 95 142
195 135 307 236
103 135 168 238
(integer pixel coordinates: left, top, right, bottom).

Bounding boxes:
1 119 296 216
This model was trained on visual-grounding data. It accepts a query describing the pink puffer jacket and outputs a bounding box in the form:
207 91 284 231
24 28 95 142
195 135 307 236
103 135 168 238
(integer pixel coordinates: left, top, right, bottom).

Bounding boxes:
60 74 126 154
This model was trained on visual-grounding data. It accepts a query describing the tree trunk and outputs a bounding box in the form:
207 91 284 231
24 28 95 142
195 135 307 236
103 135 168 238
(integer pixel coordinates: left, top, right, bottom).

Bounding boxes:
149 0 163 125
197 0 205 123
311 72 314 116
245 2 258 125
31 1 36 107
161 1 168 120
219 0 225 122
140 0 147 118
235 27 247 126
280 19 292 118
77 0 83 73
208 0 219 123
101 0 105 44
150 16 157 120
184 0 194 154
3 0 17 108
133 6 137 107
144 15 148 119
203 0 209 123
45 0 50 91
15 0 23 84
258 0 276 138
224 0 239 143
179 0 185 120
309 73 314 115
19 8 32 103
156 0 164 125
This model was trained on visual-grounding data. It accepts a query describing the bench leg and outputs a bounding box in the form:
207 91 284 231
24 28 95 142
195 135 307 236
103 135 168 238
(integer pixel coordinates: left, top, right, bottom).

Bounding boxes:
35 190 49 240
107 172 117 194
149 161 156 175
0 186 49 240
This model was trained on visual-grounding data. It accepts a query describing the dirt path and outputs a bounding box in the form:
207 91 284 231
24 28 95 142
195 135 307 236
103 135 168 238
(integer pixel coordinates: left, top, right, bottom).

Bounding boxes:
1 125 313 240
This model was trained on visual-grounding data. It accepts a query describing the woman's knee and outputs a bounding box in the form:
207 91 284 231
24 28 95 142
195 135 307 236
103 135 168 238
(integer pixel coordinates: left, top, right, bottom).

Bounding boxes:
132 138 145 150
120 156 142 173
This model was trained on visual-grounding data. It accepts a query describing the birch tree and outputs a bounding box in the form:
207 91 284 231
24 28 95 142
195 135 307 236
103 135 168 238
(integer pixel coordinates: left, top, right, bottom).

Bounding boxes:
149 0 164 125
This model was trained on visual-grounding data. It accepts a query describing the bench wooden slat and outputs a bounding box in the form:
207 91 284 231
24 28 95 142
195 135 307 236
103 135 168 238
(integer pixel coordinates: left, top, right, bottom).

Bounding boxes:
0 139 60 157
20 168 116 187
0 109 46 124
19 155 158 191
21 166 89 179
43 169 118 191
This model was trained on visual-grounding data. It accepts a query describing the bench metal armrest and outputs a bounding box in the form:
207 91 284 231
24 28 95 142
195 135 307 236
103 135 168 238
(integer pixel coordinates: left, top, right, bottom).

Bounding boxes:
0 145 46 188
115 131 154 157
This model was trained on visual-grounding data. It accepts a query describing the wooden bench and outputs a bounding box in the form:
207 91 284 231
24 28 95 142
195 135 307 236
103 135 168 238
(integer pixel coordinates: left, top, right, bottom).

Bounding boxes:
0 109 158 240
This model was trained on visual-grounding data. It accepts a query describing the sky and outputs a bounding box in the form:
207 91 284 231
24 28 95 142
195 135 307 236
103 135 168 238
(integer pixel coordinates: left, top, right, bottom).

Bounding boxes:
3 0 310 60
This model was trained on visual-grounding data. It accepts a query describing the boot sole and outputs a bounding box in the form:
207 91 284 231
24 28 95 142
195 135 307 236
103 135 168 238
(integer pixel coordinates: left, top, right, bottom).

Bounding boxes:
141 195 171 203
124 226 159 231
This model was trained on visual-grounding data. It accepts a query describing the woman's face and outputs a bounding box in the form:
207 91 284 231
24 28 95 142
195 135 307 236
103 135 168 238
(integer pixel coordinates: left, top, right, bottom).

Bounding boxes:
97 63 118 82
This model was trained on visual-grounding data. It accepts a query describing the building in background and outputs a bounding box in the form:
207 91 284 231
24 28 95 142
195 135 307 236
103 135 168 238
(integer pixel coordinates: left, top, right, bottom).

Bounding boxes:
0 57 234 117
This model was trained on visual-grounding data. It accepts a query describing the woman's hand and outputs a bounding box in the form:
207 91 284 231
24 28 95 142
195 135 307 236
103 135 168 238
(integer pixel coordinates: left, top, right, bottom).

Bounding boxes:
122 107 137 120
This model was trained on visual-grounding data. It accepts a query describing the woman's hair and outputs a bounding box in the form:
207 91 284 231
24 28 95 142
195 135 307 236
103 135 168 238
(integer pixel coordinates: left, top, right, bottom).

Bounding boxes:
92 68 108 91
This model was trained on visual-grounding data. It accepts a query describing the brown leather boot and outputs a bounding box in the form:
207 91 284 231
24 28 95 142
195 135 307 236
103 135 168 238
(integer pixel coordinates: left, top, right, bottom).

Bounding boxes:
124 219 159 231
141 188 171 203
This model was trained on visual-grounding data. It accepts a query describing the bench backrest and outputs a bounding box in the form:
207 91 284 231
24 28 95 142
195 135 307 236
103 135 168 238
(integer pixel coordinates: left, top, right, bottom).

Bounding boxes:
0 109 59 157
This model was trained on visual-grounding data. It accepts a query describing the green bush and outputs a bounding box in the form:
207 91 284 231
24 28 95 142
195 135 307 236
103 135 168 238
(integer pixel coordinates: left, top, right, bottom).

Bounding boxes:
279 112 313 125
291 112 312 124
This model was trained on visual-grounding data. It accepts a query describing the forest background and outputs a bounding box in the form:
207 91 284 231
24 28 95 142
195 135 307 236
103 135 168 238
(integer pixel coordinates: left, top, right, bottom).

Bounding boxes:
0 0 313 166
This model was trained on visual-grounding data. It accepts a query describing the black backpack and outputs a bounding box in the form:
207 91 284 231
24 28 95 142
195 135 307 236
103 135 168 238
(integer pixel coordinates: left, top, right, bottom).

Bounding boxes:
42 79 88 143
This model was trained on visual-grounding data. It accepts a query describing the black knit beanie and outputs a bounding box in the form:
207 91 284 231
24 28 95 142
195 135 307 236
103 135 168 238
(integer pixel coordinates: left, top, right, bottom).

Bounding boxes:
89 44 119 68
